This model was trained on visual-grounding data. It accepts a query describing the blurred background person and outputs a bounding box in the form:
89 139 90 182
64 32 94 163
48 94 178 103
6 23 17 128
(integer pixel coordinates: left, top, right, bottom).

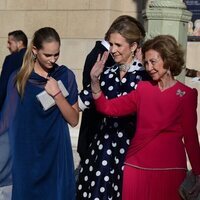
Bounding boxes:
0 30 28 111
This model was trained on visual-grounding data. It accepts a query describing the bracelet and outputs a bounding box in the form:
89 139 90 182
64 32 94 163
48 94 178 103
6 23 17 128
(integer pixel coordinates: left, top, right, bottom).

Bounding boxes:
92 89 101 94
53 90 61 98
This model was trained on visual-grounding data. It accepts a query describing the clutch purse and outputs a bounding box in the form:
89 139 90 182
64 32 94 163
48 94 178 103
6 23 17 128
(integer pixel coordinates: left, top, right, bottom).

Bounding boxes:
179 170 200 200
36 80 69 111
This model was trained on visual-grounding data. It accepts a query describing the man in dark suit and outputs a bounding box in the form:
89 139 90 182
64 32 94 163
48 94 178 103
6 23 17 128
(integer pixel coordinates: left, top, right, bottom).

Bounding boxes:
0 30 28 110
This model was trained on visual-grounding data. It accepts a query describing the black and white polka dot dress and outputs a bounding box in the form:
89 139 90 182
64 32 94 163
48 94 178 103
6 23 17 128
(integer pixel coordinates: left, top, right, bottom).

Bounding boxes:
77 60 150 200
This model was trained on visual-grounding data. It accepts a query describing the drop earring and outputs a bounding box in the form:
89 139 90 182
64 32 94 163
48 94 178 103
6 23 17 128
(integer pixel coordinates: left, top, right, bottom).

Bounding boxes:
131 49 135 58
32 53 37 62
167 68 171 76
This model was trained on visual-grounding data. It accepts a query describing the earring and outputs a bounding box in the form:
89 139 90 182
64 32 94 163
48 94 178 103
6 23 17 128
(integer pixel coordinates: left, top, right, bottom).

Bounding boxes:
32 53 37 62
131 49 135 57
167 69 171 76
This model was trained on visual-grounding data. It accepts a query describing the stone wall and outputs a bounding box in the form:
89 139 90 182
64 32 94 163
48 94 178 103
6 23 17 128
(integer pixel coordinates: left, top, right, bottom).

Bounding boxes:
0 0 147 167
0 0 145 91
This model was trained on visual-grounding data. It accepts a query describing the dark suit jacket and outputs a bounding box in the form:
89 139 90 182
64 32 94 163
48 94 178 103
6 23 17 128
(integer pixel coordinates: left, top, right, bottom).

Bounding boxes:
0 48 26 110
77 41 115 161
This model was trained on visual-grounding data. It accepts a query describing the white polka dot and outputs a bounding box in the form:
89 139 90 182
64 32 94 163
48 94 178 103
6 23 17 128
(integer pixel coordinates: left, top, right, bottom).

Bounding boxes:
114 185 118 191
109 74 114 78
104 176 109 181
121 78 127 83
120 148 125 154
78 184 82 190
91 181 95 187
110 169 115 174
85 159 89 164
114 122 118 128
102 160 108 166
91 149 95 155
115 77 120 82
104 69 109 74
115 158 119 164
83 90 89 95
118 175 120 180
136 75 142 80
100 187 105 193
130 82 135 87
83 192 87 197
96 171 101 176
89 166 93 171
84 176 88 181
84 101 90 106
135 85 138 89
122 166 124 170
118 132 123 138
101 81 105 86
122 92 127 95
112 142 117 147
94 198 100 200
107 149 112 155
117 94 122 97
108 86 114 91
88 193 91 198
117 192 120 197
104 134 109 139
80 167 83 173
98 144 103 150
126 139 130 145
97 140 100 145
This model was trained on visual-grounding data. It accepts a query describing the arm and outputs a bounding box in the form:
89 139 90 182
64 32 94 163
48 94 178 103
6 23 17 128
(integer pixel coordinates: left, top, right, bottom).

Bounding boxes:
94 91 137 117
90 51 138 117
182 89 200 196
0 57 11 110
45 77 79 127
182 89 200 174
0 72 19 134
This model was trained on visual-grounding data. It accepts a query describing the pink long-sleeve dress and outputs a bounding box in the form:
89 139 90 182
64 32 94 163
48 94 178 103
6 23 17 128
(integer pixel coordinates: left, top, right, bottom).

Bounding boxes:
95 80 200 200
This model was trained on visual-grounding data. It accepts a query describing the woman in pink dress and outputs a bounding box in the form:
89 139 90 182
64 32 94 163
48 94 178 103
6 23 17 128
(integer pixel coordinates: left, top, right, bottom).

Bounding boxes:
90 35 200 200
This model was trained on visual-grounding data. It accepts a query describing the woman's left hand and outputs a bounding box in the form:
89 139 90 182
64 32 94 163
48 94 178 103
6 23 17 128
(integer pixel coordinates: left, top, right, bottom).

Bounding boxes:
90 51 109 82
45 77 60 97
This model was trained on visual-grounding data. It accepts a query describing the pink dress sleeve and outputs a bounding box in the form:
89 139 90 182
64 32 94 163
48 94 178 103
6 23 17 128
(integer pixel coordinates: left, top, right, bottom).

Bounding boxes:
95 89 138 117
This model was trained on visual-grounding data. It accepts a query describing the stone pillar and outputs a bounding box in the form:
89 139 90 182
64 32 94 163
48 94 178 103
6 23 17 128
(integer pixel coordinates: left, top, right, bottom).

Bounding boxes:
142 0 192 82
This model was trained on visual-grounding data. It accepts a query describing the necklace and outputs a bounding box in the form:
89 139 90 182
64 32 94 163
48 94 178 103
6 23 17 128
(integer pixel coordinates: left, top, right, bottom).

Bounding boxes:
119 60 134 72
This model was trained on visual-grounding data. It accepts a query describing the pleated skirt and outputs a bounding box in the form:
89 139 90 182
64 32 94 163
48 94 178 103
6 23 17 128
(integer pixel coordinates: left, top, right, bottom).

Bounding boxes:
122 165 186 200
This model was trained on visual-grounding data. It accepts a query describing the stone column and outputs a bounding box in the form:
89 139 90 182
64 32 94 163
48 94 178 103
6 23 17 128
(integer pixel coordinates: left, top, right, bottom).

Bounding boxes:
142 0 192 82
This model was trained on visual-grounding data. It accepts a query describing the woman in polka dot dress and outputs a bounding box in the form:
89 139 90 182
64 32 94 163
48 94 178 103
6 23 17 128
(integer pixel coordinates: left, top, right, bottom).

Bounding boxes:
77 15 151 200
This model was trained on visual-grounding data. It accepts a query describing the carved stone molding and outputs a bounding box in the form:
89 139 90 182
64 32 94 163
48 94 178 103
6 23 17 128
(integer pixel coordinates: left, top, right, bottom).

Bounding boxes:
143 9 192 22
149 0 186 9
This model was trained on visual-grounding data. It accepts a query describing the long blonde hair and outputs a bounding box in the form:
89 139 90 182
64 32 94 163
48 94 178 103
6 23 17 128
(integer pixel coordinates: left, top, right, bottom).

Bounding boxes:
16 27 60 97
